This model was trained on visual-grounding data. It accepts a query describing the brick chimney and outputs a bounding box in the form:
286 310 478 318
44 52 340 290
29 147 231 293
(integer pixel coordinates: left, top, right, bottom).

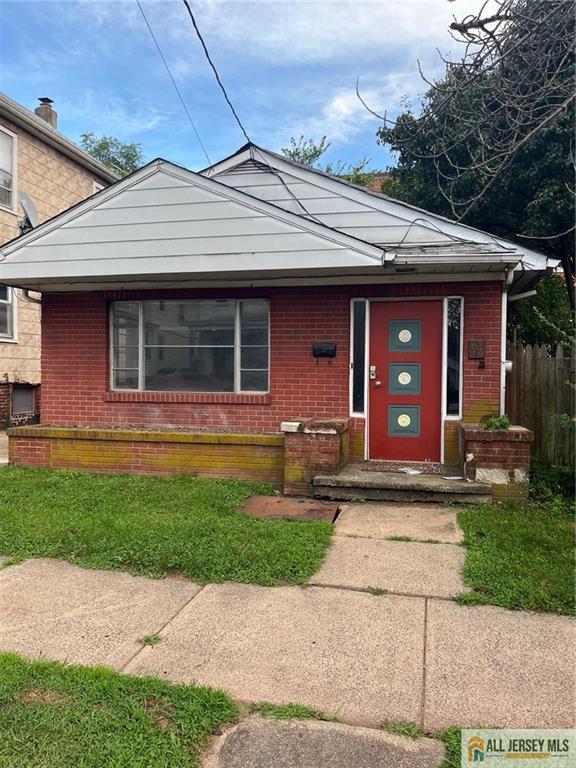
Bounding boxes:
34 97 57 129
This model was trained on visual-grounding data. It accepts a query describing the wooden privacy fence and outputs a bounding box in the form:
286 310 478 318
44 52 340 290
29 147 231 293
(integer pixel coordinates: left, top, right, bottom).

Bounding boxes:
506 343 575 466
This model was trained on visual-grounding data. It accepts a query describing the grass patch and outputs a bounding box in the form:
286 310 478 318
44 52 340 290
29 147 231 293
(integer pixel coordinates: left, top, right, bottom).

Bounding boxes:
0 652 236 767
458 500 575 615
386 535 413 542
256 702 334 720
0 467 332 586
382 720 424 739
139 634 162 647
436 726 462 768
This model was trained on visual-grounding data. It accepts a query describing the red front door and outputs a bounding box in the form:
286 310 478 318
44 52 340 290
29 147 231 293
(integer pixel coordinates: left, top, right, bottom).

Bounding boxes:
368 301 443 462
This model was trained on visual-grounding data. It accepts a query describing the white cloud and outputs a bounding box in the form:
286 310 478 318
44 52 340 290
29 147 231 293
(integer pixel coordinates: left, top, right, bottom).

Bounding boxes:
193 0 491 64
60 90 171 138
294 75 412 145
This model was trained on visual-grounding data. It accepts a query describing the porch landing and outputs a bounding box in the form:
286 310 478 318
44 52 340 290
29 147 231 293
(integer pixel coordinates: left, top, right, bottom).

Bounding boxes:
313 464 492 503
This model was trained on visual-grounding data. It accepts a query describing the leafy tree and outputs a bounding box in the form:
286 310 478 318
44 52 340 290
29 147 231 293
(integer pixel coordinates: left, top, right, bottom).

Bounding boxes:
281 135 375 187
509 274 574 349
373 0 574 337
80 133 143 177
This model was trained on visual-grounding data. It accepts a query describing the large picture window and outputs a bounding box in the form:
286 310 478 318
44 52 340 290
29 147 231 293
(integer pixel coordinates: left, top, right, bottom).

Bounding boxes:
111 299 269 393
0 286 15 339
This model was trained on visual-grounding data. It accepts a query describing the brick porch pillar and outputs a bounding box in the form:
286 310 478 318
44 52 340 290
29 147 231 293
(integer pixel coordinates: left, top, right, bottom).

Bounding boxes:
281 418 351 496
461 425 534 500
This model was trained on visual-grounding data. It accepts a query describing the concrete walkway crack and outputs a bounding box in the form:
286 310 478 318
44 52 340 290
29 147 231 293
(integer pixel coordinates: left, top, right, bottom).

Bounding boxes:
420 597 429 728
120 584 207 673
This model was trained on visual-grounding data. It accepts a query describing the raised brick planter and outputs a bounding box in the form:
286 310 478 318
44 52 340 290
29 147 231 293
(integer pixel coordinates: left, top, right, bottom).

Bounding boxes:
8 426 284 485
281 418 351 496
461 425 534 500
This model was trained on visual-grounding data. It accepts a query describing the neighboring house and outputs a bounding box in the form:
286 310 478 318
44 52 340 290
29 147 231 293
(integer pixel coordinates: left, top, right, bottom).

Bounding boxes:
0 144 553 492
365 172 388 193
0 92 116 427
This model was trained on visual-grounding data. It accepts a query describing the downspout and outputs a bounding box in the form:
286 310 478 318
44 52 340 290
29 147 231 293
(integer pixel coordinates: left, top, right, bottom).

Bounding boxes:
500 269 514 416
22 289 41 304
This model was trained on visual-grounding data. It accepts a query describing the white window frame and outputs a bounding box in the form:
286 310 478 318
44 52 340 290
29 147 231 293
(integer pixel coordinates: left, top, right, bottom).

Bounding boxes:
109 299 270 394
0 125 17 214
92 180 105 194
0 286 17 342
442 296 464 421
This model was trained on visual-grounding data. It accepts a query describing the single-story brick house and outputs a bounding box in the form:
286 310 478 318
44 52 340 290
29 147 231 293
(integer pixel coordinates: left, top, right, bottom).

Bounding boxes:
0 144 548 494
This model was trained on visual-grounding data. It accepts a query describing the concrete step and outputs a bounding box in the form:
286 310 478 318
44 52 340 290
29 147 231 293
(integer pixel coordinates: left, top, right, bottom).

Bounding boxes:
313 465 492 504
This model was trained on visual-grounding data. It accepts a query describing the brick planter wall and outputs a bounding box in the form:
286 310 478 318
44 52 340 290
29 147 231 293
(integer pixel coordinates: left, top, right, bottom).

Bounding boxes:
8 426 284 485
461 425 534 500
282 418 350 496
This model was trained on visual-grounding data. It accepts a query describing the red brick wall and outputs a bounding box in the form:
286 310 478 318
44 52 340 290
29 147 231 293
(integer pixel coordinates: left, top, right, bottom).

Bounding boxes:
0 383 9 428
40 282 503 442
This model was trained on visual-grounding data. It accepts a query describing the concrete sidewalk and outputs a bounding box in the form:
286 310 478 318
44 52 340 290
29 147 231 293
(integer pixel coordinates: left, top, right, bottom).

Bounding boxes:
0 557 574 730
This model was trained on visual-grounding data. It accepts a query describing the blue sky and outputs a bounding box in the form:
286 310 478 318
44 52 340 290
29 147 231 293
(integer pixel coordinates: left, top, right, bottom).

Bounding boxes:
0 0 486 172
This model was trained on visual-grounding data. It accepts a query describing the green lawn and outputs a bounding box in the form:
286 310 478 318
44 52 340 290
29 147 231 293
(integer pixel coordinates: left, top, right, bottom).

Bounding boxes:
0 653 236 768
0 467 331 586
458 500 575 615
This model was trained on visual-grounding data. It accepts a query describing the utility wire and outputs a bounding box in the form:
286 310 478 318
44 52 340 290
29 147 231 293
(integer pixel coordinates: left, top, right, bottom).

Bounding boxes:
181 0 251 144
136 0 211 165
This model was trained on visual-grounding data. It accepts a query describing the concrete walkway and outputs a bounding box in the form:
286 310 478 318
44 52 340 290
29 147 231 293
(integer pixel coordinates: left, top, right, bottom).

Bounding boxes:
204 716 445 768
311 502 466 598
0 556 574 730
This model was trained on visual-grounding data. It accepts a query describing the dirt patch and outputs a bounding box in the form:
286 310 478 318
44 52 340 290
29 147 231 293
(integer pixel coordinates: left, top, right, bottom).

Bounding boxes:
145 697 174 730
239 496 339 523
21 689 71 707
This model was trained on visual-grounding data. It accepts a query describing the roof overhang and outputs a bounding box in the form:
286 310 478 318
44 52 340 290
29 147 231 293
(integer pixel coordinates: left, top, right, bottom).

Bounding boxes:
0 91 118 184
203 144 555 276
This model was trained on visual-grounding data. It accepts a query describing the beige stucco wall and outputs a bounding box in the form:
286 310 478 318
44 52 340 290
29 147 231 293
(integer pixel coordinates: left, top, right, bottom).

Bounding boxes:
0 116 110 384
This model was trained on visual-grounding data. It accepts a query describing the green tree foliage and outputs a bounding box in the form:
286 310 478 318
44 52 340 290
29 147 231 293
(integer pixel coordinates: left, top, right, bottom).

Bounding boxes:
281 135 375 187
375 0 575 334
80 133 143 177
509 274 574 348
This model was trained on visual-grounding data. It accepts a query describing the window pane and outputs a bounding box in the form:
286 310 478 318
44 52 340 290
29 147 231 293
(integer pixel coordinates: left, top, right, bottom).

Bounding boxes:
241 346 268 369
12 386 35 414
113 302 139 326
113 325 139 347
0 184 11 208
352 301 366 413
144 301 235 346
446 299 462 416
0 303 11 336
0 131 12 173
241 301 269 345
0 285 8 301
114 370 139 389
145 347 234 391
241 370 268 392
113 346 139 369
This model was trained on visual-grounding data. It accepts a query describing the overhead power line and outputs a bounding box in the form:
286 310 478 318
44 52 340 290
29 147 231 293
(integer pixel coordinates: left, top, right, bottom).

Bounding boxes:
136 0 211 165
181 0 251 144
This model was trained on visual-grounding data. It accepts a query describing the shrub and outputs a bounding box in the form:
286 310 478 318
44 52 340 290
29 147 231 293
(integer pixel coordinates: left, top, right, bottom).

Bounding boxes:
482 414 511 431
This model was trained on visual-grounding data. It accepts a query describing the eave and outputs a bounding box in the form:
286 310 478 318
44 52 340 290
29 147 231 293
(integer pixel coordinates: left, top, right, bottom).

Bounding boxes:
0 91 118 184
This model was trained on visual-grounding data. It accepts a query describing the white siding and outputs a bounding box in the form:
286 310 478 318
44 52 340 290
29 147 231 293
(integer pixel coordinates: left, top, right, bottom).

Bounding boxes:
212 163 455 247
0 165 385 284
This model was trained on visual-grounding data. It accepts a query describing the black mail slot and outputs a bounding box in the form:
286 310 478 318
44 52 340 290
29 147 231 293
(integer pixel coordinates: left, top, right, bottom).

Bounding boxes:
312 342 337 358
